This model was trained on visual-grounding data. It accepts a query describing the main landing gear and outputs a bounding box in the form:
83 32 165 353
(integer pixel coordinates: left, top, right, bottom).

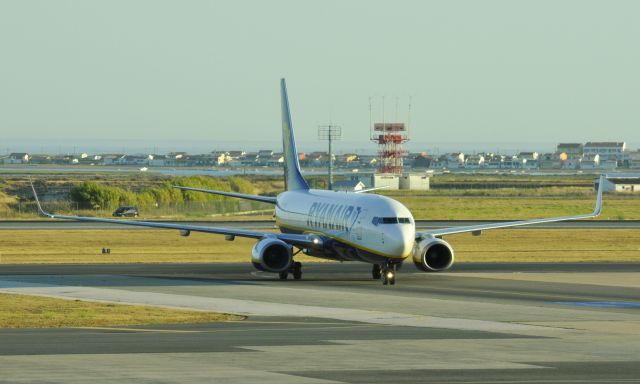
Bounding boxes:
373 263 397 285
279 261 302 280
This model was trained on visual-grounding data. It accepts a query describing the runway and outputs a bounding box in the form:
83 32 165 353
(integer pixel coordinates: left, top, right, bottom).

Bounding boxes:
1 219 639 230
1 262 640 383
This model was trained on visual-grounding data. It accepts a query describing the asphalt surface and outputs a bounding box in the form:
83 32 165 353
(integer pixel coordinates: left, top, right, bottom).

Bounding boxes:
2 219 640 230
1 262 640 383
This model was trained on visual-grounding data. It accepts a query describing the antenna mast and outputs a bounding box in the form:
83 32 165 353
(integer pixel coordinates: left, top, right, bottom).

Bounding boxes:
318 124 342 190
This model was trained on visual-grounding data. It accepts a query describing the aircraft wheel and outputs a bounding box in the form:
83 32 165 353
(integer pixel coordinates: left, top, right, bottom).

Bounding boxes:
278 271 288 280
372 264 382 280
381 263 397 286
293 262 302 280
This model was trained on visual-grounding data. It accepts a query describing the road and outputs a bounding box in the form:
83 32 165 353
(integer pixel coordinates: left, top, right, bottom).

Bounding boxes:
1 262 639 383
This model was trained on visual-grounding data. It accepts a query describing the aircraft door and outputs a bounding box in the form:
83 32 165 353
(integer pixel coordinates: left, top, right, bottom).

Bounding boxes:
350 208 365 242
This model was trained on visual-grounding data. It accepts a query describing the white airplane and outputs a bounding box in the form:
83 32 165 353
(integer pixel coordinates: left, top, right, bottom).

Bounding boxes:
31 79 604 285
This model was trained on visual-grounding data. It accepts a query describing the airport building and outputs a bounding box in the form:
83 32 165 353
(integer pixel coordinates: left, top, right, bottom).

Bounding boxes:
599 174 640 193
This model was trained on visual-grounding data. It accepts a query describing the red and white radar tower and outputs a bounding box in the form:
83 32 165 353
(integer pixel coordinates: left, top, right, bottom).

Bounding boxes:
371 122 408 174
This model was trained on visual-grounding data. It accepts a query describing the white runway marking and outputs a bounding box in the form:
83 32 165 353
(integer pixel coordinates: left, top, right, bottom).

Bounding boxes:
0 278 551 334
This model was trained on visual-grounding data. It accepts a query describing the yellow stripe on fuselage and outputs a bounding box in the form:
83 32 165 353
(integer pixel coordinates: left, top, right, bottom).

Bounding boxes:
275 221 410 260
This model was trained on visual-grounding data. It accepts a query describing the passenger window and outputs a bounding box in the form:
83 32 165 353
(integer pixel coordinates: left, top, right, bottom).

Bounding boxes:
372 217 379 226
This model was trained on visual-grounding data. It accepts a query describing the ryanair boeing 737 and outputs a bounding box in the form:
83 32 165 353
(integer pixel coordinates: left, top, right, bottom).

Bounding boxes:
31 79 604 285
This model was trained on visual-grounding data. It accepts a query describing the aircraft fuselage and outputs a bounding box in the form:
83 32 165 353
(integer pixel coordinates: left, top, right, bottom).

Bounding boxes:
275 189 416 264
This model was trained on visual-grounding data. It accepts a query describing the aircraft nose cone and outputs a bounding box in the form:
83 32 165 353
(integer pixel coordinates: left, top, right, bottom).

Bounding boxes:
388 225 415 257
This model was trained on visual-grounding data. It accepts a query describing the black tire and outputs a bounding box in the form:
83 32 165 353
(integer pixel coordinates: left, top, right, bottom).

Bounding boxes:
278 271 288 280
293 262 302 280
372 264 382 280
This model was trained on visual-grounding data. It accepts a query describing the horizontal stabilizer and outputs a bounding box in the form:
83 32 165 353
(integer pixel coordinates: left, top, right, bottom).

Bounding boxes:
172 186 277 204
354 186 390 194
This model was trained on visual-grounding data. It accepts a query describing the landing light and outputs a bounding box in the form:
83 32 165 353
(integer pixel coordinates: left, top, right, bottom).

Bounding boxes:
387 272 394 279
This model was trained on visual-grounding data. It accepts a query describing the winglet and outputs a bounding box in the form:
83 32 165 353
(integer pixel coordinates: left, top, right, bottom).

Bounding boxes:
593 174 604 217
29 177 54 218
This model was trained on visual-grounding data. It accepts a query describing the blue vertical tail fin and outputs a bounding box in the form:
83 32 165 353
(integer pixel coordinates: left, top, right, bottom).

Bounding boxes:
280 78 309 191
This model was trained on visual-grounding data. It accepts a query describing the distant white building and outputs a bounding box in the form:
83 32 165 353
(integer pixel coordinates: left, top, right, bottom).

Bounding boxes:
149 155 167 167
399 174 430 190
501 156 520 169
584 142 626 162
580 154 600 169
464 154 485 169
266 154 284 167
485 155 504 169
599 174 640 193
333 180 366 192
373 174 400 190
446 153 465 169
4 153 30 164
627 151 640 169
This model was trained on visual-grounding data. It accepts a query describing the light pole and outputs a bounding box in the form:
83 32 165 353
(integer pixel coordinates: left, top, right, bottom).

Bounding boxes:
318 125 342 190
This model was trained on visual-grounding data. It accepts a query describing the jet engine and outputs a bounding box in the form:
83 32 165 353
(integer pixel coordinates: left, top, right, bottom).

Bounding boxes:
412 237 454 272
251 238 293 273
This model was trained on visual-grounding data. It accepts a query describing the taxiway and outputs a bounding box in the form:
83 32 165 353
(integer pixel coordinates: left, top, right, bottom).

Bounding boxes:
0 262 639 383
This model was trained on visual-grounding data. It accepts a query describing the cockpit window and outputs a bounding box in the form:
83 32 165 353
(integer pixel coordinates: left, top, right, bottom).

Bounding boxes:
372 217 412 225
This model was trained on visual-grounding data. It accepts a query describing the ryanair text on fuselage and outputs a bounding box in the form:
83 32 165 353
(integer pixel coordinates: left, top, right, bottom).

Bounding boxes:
307 202 361 231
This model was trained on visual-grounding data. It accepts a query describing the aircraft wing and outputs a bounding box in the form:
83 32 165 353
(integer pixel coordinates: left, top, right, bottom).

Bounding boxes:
30 181 320 249
417 175 604 238
354 186 390 193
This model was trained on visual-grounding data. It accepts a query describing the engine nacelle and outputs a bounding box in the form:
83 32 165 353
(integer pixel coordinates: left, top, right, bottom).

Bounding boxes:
251 237 293 273
413 237 455 272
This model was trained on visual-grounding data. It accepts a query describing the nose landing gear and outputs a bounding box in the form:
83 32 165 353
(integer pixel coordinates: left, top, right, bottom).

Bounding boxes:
377 263 396 285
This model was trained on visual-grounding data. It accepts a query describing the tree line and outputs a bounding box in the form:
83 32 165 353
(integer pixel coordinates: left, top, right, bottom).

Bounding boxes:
69 176 255 209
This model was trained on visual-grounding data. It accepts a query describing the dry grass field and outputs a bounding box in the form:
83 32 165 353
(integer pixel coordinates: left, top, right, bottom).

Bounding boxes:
390 193 638 220
0 228 638 264
0 293 243 328
447 229 640 262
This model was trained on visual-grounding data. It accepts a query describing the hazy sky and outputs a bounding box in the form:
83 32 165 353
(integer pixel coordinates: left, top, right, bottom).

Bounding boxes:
1 0 639 154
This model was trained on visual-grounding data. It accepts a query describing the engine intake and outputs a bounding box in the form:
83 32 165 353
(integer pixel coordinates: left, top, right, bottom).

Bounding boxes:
413 237 454 272
251 237 293 273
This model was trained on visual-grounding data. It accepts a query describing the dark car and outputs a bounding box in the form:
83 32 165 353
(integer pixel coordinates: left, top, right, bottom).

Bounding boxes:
112 206 139 217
